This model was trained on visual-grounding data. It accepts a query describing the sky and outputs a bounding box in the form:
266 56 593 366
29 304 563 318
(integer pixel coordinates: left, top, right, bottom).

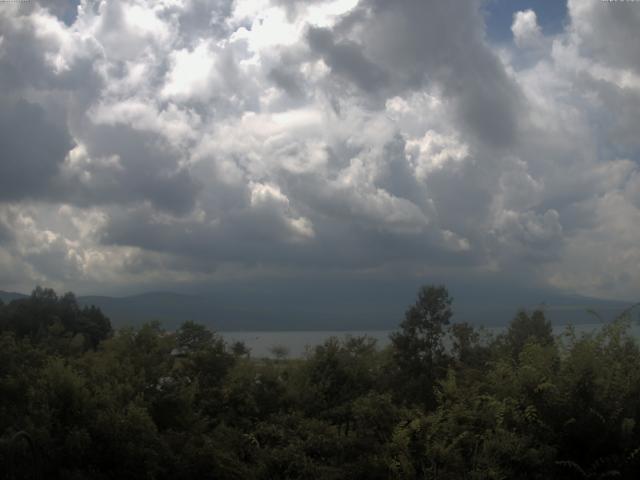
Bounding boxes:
484 0 568 43
0 0 639 318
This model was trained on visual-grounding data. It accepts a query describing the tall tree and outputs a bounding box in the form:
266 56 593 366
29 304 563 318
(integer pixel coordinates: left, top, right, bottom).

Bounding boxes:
390 285 453 408
504 309 553 359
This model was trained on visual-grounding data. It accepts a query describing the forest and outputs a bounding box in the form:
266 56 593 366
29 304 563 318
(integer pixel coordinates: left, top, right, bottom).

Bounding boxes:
1 286 640 479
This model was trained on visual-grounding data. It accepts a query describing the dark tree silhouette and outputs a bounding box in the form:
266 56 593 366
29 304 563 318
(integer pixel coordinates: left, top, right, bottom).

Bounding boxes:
390 284 453 408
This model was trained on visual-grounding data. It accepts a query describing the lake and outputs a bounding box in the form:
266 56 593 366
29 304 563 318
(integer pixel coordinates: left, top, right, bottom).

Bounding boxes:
223 330 393 358
222 322 640 358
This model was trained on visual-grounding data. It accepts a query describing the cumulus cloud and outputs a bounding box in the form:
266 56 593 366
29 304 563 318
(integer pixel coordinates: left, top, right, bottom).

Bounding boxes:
567 0 640 74
512 10 543 48
0 0 638 304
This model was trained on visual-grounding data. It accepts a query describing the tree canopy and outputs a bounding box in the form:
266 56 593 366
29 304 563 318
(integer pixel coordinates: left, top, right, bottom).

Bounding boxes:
1 285 640 479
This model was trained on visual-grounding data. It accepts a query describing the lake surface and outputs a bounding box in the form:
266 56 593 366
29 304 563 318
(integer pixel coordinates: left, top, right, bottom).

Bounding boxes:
223 330 393 358
223 322 640 358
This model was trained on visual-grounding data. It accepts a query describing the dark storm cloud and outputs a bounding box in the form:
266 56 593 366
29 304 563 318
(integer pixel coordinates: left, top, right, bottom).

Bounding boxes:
423 158 495 236
375 135 435 214
317 0 524 147
0 217 13 244
99 200 475 275
58 125 200 214
99 205 320 270
0 99 73 200
268 64 306 100
307 27 389 94
0 14 65 92
0 6 101 204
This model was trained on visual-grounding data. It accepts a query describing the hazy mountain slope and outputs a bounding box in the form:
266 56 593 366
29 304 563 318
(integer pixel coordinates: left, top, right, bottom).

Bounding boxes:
1 290 634 331
0 291 28 303
60 293 640 331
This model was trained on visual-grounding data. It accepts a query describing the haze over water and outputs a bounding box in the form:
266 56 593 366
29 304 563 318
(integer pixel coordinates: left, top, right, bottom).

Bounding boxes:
224 322 640 358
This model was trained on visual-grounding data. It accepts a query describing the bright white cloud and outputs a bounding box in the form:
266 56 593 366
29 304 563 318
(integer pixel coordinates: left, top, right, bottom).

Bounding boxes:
162 40 220 100
512 9 542 48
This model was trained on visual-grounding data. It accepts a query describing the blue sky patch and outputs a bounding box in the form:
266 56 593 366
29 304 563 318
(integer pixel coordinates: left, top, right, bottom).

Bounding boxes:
483 0 568 43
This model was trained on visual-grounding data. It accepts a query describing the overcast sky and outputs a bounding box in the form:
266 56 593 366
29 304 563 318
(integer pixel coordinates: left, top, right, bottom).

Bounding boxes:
0 0 639 309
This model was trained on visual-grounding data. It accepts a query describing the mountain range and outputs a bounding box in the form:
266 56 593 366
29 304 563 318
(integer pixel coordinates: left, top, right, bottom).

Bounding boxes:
1 289 636 331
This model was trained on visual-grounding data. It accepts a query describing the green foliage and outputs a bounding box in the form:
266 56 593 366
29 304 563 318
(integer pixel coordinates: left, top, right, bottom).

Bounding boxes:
1 286 640 479
390 285 453 408
0 286 112 353
502 309 554 359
